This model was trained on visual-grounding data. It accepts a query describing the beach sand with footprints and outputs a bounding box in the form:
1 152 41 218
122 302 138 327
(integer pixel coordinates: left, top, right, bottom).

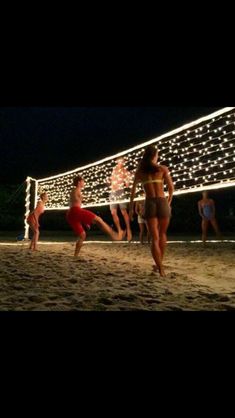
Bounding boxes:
0 238 235 311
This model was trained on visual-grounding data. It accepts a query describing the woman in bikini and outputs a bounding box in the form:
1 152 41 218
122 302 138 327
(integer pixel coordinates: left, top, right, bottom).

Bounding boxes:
27 192 48 251
198 191 221 244
130 145 174 277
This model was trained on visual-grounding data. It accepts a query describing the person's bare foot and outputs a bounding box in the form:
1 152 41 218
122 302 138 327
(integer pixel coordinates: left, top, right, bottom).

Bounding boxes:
159 266 166 277
112 230 120 241
152 264 166 277
74 246 83 256
127 230 132 242
116 229 126 241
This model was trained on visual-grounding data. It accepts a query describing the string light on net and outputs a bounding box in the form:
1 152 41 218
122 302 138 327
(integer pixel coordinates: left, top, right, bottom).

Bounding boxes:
27 107 235 211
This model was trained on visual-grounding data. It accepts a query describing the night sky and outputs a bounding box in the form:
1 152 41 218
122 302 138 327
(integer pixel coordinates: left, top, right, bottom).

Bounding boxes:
0 107 220 184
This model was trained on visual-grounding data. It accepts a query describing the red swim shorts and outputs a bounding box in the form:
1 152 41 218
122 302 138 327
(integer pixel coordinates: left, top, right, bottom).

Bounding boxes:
66 206 96 236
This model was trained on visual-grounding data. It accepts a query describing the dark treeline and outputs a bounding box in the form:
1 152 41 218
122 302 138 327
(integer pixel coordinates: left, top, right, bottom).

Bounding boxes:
0 184 235 236
0 184 26 231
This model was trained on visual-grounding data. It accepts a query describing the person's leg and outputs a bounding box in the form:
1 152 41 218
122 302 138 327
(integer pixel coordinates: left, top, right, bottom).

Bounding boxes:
158 218 170 261
32 229 40 250
202 219 209 245
147 218 165 277
210 218 222 239
28 222 39 250
120 208 132 241
28 224 35 249
74 231 86 256
111 208 122 233
66 208 86 256
145 221 151 244
93 216 126 241
139 223 145 244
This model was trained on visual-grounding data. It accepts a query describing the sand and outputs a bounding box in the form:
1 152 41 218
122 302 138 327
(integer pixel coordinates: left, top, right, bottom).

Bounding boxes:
0 240 235 311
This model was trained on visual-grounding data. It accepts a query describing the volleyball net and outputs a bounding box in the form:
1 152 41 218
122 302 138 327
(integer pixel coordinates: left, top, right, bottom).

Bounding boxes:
24 107 235 238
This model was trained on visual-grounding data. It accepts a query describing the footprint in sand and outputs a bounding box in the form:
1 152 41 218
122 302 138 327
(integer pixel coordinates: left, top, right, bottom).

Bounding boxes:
164 290 173 296
202 293 226 301
186 295 197 300
216 295 230 302
28 295 45 303
220 304 235 311
146 299 161 305
68 278 78 284
97 297 113 306
113 294 137 302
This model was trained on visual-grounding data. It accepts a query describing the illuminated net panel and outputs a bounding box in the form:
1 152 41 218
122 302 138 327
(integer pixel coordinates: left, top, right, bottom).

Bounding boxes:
35 107 235 210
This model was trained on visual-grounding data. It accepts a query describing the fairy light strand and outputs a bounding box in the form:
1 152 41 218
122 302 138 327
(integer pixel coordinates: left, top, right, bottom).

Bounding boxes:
30 107 235 210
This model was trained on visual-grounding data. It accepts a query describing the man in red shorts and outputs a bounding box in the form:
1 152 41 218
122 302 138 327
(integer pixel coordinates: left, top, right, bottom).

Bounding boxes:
67 175 126 256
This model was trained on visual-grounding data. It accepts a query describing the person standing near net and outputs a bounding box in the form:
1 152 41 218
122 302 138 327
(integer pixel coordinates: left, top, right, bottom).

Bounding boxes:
27 192 48 251
66 175 126 257
129 145 174 277
135 200 150 244
108 157 133 242
198 191 221 245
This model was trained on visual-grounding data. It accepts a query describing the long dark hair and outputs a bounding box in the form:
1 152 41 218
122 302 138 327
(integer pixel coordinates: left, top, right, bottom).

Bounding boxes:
138 145 159 174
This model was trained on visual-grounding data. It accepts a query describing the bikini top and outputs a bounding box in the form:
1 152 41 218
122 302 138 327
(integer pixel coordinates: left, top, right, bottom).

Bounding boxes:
142 178 164 187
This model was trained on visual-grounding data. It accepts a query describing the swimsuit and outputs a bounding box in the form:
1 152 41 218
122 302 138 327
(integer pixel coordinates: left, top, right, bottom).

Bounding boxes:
142 179 164 186
138 215 146 224
145 197 171 219
109 189 127 210
141 177 171 219
202 204 214 221
27 203 45 226
66 206 96 236
109 177 168 217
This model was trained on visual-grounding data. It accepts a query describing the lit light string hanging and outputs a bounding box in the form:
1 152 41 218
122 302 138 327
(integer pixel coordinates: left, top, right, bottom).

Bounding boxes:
24 177 31 239
24 176 38 239
33 107 235 211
